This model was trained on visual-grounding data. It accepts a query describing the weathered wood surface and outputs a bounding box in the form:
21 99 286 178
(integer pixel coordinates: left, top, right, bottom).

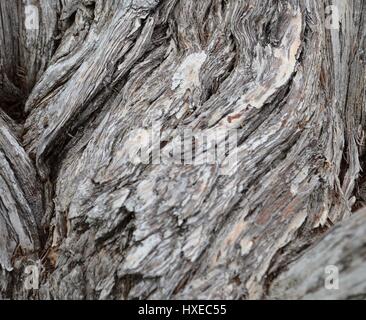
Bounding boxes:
0 0 366 299
269 208 366 300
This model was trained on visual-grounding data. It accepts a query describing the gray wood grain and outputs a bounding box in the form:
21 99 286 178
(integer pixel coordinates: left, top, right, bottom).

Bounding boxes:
0 0 366 299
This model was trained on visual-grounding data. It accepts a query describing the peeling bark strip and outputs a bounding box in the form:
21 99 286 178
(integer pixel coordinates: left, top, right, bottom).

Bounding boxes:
0 0 366 299
0 111 41 271
269 209 366 300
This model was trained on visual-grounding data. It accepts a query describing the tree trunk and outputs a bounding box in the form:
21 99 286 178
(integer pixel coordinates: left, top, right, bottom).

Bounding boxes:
0 0 366 300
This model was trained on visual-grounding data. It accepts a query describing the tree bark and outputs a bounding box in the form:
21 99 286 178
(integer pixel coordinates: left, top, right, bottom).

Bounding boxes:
269 208 366 300
0 0 366 300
